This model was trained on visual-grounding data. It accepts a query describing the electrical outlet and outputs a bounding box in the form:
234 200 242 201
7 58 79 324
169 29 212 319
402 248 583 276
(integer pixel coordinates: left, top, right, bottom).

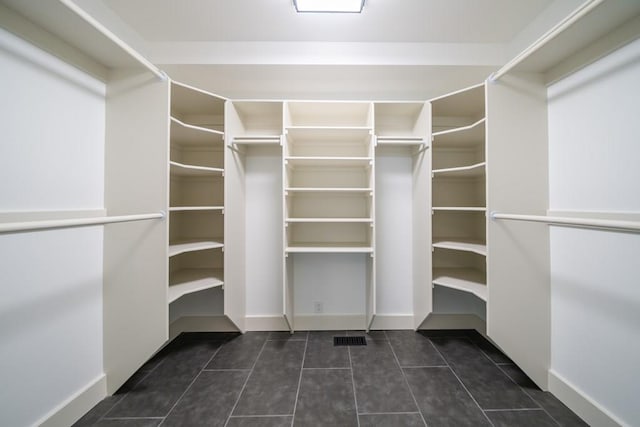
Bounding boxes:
313 301 323 313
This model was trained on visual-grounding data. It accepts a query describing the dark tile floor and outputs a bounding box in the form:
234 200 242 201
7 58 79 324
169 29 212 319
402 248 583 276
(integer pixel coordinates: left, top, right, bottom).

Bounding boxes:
74 330 588 427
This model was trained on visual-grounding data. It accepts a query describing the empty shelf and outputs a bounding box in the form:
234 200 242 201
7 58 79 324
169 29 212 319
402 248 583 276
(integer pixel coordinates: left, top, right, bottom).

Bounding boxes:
285 187 372 193
232 135 281 145
433 162 485 178
432 268 487 301
432 239 487 256
168 268 224 303
169 239 224 257
433 207 486 212
285 157 372 168
170 117 224 144
286 217 373 223
286 243 374 253
376 136 426 146
169 206 224 212
432 118 485 147
170 161 223 176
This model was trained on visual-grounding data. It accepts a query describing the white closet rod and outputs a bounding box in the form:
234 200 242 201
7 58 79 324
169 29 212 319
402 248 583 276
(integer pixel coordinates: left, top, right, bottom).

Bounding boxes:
57 0 166 81
0 212 164 234
490 212 640 233
490 0 605 82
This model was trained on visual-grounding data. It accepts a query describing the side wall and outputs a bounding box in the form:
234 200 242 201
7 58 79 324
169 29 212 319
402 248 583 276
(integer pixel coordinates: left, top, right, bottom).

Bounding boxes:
0 28 105 426
547 38 640 426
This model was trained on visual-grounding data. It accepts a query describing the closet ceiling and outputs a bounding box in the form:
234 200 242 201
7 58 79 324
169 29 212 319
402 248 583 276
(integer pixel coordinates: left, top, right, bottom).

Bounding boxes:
3 0 639 99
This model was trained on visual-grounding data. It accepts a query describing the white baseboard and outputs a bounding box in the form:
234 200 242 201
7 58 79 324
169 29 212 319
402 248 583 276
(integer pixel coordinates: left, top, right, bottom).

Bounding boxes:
370 314 415 330
418 313 487 335
548 369 626 427
293 314 366 330
245 315 290 331
36 374 106 427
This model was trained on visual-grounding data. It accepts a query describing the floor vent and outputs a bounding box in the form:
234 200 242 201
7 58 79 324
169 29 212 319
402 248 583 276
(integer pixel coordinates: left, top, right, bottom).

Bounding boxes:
334 336 367 346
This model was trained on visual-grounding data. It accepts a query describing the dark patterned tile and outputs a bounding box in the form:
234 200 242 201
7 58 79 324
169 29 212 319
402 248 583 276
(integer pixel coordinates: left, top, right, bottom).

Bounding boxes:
106 340 223 417
347 330 388 341
385 330 446 367
431 337 537 410
294 369 357 426
206 332 269 370
350 341 417 413
226 416 294 427
466 331 513 364
94 420 162 427
268 331 308 341
486 409 558 426
308 331 347 342
233 341 306 416
304 340 349 368
162 370 249 426
499 364 588 426
403 367 490 427
72 395 123 427
359 413 425 426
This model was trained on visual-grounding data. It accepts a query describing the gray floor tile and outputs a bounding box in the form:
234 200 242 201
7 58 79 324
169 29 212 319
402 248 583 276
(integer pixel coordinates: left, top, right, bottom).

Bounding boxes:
294 369 357 426
466 332 513 364
226 416 294 427
431 337 537 410
72 396 123 427
162 370 249 427
386 330 446 367
303 340 349 368
106 341 223 417
94 420 162 427
268 331 308 341
308 330 347 341
233 341 306 416
500 364 589 426
206 332 269 370
486 409 559 426
350 341 417 413
347 330 388 341
358 413 425 426
403 367 490 427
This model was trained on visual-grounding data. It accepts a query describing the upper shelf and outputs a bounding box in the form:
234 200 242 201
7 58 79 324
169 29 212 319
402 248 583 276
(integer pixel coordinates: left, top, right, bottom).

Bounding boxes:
374 102 429 139
170 118 224 147
171 81 225 129
285 101 373 128
226 101 283 138
285 157 372 168
432 119 485 148
433 162 486 178
170 161 223 177
431 83 485 121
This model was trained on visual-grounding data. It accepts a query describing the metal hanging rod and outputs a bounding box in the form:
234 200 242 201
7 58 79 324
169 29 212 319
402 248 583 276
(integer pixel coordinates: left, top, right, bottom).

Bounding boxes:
489 0 605 82
0 212 165 234
58 0 166 81
490 212 640 233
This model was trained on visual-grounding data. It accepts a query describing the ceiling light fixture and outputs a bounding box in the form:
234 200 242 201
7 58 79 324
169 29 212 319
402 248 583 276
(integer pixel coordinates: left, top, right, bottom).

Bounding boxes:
294 0 365 13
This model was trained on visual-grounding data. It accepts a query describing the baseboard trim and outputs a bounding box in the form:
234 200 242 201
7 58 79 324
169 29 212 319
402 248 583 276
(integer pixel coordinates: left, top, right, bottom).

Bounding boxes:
417 313 487 335
36 374 106 427
169 315 239 340
294 314 366 330
548 369 626 427
370 314 415 330
245 315 290 331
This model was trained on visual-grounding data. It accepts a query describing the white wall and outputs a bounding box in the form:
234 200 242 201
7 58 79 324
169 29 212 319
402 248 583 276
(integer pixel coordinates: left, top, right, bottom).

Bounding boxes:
0 28 105 427
548 38 640 426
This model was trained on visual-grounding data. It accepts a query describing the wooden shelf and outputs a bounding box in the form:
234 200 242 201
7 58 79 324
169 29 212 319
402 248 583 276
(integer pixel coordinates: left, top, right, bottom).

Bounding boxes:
170 117 224 147
433 207 486 212
432 239 487 256
170 161 223 177
169 206 224 212
286 217 373 223
169 239 224 257
286 243 374 254
433 162 485 178
432 268 487 301
168 268 224 303
432 118 485 147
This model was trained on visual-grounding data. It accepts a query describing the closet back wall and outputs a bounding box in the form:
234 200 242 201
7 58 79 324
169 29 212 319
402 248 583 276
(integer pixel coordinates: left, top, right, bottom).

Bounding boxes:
0 28 105 427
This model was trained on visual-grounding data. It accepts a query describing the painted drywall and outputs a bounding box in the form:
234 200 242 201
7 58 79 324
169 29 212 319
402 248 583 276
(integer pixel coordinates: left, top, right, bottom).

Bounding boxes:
0 28 105 426
548 38 640 426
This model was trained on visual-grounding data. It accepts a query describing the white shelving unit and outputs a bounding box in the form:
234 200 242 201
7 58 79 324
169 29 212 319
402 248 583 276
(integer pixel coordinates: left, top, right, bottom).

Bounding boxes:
430 84 487 305
168 81 226 310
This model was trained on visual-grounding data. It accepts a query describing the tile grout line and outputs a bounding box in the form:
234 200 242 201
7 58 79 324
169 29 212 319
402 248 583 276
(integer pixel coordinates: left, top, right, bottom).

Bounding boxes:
493 363 563 427
223 336 271 427
358 411 423 416
347 343 361 427
484 408 547 412
157 340 226 426
426 337 496 427
384 331 428 427
289 334 309 427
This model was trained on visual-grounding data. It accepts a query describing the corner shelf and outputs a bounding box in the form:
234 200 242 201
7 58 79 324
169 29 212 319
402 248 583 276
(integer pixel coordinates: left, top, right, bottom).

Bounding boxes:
169 206 224 212
286 217 373 223
168 268 224 303
286 244 374 254
170 117 224 147
432 239 487 256
168 239 224 257
285 187 372 193
170 161 224 176
432 268 487 301
432 207 486 212
433 162 485 178
432 118 486 147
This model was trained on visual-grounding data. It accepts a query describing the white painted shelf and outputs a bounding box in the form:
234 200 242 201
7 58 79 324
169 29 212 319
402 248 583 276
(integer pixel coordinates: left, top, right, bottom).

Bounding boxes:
286 126 372 139
376 136 426 146
168 239 224 257
286 217 373 223
433 207 486 212
432 239 487 256
433 162 486 178
168 268 224 303
286 243 374 253
169 206 224 212
432 268 487 301
232 136 281 145
170 117 224 146
432 118 485 147
285 157 372 168
170 161 223 176
285 187 372 193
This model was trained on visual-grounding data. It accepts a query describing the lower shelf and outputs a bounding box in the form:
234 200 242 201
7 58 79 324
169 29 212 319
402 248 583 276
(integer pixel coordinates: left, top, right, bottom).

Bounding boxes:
168 239 224 257
432 267 487 301
432 239 487 256
168 268 224 303
286 243 373 253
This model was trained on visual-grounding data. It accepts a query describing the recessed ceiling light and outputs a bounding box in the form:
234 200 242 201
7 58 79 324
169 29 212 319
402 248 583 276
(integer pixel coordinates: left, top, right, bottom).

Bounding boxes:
294 0 365 13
